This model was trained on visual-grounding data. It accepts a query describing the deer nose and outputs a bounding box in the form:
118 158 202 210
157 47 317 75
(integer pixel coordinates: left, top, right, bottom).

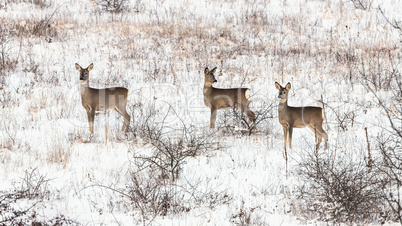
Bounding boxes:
213 79 217 83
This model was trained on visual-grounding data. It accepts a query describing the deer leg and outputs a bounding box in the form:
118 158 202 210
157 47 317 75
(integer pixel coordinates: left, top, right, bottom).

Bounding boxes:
316 126 328 150
316 133 322 150
86 108 95 133
288 126 293 150
210 108 217 128
308 126 322 150
246 109 256 128
124 112 130 133
115 106 131 133
282 126 288 151
241 102 256 129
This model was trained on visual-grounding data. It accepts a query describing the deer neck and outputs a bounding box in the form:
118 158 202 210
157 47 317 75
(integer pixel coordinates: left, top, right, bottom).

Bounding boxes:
80 80 90 96
203 83 213 95
278 98 288 112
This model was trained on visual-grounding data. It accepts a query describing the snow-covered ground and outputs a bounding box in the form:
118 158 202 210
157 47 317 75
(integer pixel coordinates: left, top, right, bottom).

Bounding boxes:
0 0 401 225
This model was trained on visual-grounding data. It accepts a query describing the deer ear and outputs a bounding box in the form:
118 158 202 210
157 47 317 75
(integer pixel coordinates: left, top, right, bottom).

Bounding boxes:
204 67 209 74
210 67 217 74
87 63 94 71
75 63 82 71
285 82 291 91
275 82 281 90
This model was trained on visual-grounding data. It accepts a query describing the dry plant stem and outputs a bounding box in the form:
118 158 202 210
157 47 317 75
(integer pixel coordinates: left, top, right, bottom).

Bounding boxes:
364 127 372 170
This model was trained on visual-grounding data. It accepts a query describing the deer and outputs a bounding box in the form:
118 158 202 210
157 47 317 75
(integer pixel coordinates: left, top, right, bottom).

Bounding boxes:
75 63 130 133
203 67 256 129
275 82 328 150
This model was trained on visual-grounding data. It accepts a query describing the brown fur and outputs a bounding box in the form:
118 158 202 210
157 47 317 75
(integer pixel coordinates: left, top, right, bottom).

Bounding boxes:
275 82 328 150
76 63 130 133
203 67 255 128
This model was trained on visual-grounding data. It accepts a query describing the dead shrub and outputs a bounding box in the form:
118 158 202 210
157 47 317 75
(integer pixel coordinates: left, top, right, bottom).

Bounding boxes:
19 168 51 200
94 0 129 13
0 168 78 225
0 28 19 82
217 99 274 136
132 111 215 181
351 0 374 11
230 201 253 226
363 65 402 223
127 167 174 222
4 0 50 9
297 150 386 224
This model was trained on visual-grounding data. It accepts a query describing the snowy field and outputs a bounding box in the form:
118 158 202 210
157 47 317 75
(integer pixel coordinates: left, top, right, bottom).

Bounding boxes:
0 0 401 225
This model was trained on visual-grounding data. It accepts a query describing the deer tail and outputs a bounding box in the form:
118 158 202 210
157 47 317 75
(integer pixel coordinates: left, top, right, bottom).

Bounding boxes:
245 88 251 100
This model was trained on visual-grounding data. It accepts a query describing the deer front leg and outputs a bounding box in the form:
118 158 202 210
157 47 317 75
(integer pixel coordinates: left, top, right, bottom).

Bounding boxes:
210 108 217 128
288 126 293 150
282 125 288 150
86 107 95 133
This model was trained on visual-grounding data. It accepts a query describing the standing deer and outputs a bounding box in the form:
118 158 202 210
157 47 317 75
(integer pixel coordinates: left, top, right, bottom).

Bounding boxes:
275 82 328 150
75 63 130 133
203 67 256 129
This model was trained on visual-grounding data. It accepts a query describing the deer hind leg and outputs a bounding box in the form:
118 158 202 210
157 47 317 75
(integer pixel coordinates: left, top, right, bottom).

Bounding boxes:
241 103 256 128
210 108 217 128
309 125 327 150
124 112 130 133
246 109 256 127
115 105 130 133
316 126 328 150
308 126 320 150
315 132 322 150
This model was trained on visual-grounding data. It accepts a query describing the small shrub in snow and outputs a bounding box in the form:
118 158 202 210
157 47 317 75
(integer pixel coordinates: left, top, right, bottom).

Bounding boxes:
127 167 173 220
326 104 357 131
297 150 386 224
127 106 217 181
230 201 253 226
364 70 402 223
94 0 128 13
20 168 51 200
132 115 215 181
0 168 78 225
4 0 50 9
351 0 374 11
0 31 18 81
218 99 274 136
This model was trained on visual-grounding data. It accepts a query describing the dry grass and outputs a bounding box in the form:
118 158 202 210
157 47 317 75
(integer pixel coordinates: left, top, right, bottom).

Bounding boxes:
47 143 71 167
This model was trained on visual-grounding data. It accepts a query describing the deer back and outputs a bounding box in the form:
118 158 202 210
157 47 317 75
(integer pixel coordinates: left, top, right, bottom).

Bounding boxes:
279 105 323 128
204 87 250 109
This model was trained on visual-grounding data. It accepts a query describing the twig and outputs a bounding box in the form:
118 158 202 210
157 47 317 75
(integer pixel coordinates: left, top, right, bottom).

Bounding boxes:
364 127 373 170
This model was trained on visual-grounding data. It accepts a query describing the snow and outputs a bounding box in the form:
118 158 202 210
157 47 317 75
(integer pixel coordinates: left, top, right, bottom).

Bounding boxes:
0 0 401 225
